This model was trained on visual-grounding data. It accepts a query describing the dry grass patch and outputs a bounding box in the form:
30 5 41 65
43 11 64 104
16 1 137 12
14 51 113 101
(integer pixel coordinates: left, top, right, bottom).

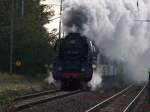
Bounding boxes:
0 72 50 111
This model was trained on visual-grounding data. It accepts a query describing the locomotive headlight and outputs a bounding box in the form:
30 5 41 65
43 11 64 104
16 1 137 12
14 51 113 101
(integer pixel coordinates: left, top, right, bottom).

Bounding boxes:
81 68 86 72
92 64 97 69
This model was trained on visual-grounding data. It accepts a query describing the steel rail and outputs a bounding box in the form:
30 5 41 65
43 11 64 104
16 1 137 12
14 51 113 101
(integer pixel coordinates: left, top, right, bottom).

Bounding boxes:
85 84 134 112
123 84 146 112
9 90 81 112
14 89 61 101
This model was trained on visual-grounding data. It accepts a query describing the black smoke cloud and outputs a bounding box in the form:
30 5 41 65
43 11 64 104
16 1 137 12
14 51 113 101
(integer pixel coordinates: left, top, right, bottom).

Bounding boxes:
63 6 89 33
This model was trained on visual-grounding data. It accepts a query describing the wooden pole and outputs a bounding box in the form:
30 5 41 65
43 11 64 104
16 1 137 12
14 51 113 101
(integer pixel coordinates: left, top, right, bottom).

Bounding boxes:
58 0 63 40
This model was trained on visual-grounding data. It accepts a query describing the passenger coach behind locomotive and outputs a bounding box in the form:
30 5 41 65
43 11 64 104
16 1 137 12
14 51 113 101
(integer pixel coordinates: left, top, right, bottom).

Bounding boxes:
52 32 97 89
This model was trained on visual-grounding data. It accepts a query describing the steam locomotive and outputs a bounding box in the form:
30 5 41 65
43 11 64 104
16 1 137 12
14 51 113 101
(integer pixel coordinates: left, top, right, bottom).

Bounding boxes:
52 32 98 89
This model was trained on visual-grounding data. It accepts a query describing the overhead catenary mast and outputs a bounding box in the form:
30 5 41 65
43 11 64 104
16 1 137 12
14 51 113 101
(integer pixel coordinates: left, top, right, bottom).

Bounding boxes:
57 0 63 53
59 0 63 40
21 0 24 17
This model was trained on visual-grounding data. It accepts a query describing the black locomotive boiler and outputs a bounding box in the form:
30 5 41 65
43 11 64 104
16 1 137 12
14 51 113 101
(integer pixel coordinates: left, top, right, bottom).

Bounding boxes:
52 32 98 89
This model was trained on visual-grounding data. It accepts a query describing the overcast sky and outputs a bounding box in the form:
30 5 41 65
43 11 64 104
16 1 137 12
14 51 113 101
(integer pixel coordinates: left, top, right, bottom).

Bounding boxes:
41 0 60 32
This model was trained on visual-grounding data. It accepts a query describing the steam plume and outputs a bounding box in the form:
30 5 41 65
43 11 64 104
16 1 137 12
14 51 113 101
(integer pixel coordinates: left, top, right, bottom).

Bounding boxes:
63 0 150 82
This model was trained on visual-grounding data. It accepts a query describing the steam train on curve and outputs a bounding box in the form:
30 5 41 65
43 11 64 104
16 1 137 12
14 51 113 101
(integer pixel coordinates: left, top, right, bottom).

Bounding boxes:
52 32 98 89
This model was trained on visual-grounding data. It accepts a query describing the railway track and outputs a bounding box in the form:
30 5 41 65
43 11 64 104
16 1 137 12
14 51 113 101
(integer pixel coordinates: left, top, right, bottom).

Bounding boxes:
8 89 81 112
14 89 60 101
85 83 146 112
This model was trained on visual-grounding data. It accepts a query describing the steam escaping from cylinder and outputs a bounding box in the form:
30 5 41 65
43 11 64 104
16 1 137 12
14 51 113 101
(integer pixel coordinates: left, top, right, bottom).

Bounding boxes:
46 70 61 89
63 0 150 83
88 68 102 91
47 71 55 84
88 54 102 90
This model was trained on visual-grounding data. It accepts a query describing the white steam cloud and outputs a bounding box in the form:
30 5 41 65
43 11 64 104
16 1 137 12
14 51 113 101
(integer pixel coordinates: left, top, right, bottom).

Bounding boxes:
63 0 150 82
46 71 61 88
47 71 55 84
88 68 102 91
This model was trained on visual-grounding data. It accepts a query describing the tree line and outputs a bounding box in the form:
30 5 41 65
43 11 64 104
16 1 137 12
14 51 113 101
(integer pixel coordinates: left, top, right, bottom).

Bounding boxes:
0 0 57 74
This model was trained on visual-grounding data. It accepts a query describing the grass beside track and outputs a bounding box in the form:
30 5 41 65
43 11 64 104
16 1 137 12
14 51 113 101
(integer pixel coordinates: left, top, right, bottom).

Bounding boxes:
0 72 51 112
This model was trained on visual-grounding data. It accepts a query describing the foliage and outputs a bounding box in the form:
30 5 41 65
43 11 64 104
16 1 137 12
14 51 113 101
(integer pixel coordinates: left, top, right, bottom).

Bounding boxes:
0 0 57 74
0 72 50 111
